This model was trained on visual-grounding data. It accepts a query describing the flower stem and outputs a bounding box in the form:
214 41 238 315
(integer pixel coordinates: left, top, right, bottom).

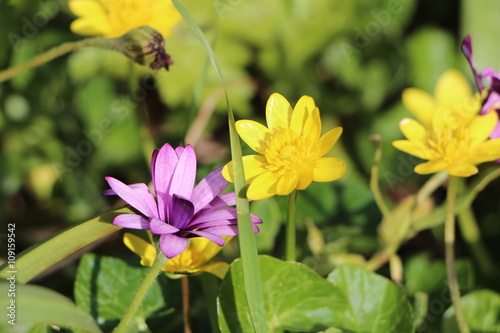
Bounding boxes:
181 276 192 333
112 249 168 333
285 190 298 261
0 38 114 83
445 176 470 333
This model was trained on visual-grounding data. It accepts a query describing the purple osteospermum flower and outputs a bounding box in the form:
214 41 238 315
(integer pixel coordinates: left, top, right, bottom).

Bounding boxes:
104 143 262 258
462 35 500 138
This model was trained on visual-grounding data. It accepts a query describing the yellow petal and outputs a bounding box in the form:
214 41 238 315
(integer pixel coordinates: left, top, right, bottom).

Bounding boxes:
222 162 234 182
468 111 498 145
473 139 500 163
123 233 156 267
236 120 272 154
414 160 447 174
266 93 292 129
247 171 279 200
68 0 106 17
70 17 112 36
316 127 342 156
399 118 427 142
276 174 299 195
297 169 314 190
392 140 434 160
222 156 267 183
435 70 472 108
190 236 232 264
199 262 230 279
290 95 317 135
402 88 434 127
313 157 346 182
446 163 478 177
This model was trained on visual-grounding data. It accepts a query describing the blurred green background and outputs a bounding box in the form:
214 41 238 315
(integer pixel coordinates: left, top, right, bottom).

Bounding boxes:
1 0 500 332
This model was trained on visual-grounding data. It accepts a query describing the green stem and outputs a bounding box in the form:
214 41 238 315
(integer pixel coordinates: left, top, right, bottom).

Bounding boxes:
445 176 470 333
285 190 298 261
113 249 168 333
181 276 192 333
455 178 496 277
0 38 112 83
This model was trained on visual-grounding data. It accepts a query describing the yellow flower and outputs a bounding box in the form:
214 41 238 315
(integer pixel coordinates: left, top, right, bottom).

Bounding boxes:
68 0 181 38
123 233 231 279
393 70 500 177
222 93 346 200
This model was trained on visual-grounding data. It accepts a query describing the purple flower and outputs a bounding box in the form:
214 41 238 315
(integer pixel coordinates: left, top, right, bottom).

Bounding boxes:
104 143 262 258
462 35 500 138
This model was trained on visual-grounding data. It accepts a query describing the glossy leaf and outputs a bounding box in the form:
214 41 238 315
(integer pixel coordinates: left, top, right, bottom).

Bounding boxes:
74 253 170 332
0 281 102 333
218 255 346 333
327 265 414 333
0 207 126 283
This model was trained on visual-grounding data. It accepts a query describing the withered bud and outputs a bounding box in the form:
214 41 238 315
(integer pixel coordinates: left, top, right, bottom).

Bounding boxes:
114 26 173 70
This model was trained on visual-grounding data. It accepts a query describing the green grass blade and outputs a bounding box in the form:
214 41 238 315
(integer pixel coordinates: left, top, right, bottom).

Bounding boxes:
171 1 267 331
0 207 127 283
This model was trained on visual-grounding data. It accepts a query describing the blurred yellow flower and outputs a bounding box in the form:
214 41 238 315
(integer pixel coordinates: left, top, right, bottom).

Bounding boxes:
223 93 346 200
123 233 231 279
68 0 181 38
393 70 500 177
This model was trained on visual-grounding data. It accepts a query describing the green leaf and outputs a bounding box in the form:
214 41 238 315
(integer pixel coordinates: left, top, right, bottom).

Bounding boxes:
75 253 170 332
327 265 414 333
171 1 267 332
0 281 102 333
218 255 346 333
442 289 500 333
0 208 126 283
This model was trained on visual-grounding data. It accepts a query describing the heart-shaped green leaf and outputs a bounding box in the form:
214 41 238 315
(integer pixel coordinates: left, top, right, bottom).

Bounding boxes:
218 255 347 333
74 253 172 332
327 265 414 332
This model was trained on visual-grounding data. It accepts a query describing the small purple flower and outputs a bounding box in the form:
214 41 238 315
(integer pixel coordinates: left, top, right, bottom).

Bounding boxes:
104 143 262 258
462 35 500 138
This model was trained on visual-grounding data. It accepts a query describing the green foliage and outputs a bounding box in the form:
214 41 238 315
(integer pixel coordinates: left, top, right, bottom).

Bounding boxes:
0 281 101 333
327 265 415 333
442 290 500 333
218 255 347 332
74 254 170 333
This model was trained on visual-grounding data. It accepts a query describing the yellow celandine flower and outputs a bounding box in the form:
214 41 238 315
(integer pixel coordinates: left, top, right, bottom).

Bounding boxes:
68 0 181 38
123 233 231 279
393 69 500 177
223 93 346 200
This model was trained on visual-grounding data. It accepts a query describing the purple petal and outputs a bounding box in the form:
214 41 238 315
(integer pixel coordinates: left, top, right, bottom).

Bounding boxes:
159 233 188 259
461 35 484 90
195 225 239 236
105 177 158 219
168 145 196 210
152 144 178 221
191 166 229 213
150 218 179 234
191 208 238 224
113 214 150 229
102 183 148 196
194 193 237 218
169 194 195 230
187 230 225 246
175 146 185 157
190 219 238 229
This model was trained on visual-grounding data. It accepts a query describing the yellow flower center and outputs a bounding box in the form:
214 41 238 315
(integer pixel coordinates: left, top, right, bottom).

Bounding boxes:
264 128 316 177
427 126 473 163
